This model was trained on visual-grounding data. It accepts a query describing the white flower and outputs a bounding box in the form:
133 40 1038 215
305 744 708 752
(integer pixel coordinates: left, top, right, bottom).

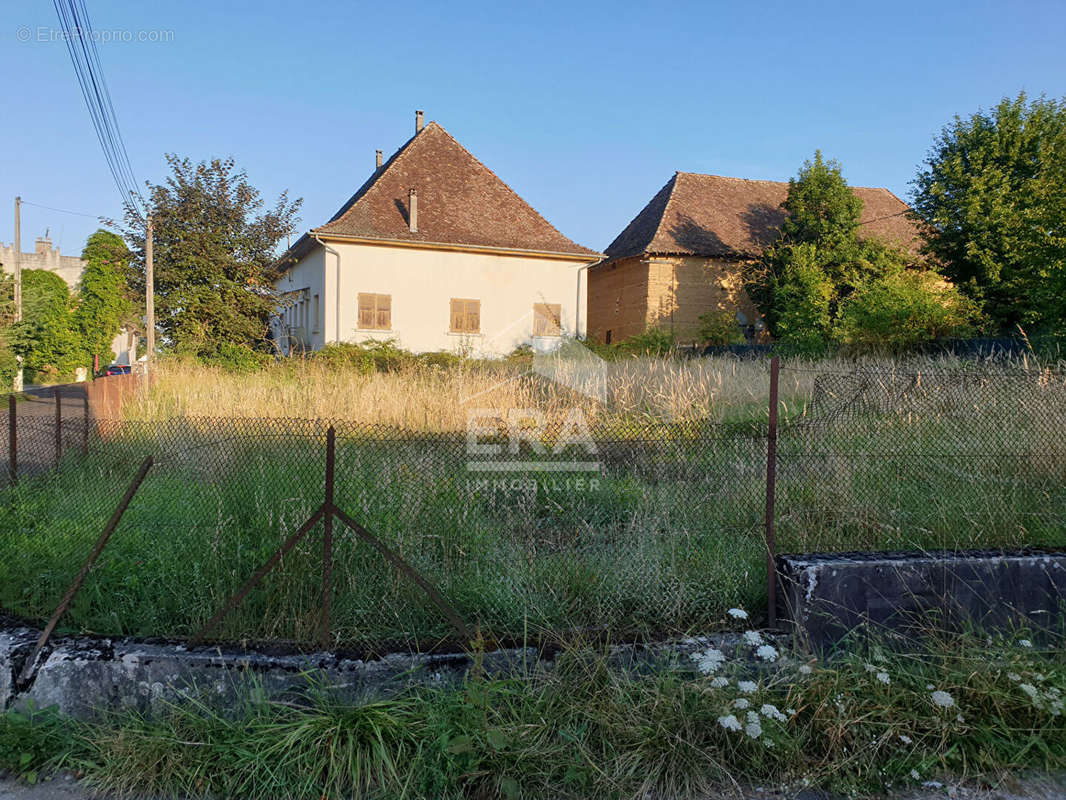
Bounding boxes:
1020 639 1033 648
691 647 726 675
923 781 944 789
956 714 965 723
760 704 787 722
710 676 729 688
756 644 779 662
910 769 921 780
926 684 935 690
737 680 758 694
930 690 955 708
864 663 878 673
876 671 891 685
718 714 742 731
745 710 763 739
798 664 813 675
899 734 913 745
1007 672 1022 682
727 608 749 619
734 698 751 709
785 708 796 717
743 630 764 646
1020 683 1041 706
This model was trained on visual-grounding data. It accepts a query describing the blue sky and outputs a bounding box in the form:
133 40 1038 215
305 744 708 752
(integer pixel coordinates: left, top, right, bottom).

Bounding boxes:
2 0 1064 258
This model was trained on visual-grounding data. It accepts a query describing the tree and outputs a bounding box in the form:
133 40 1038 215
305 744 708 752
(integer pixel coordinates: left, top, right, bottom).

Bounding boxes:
74 229 132 366
911 93 1066 332
124 155 302 359
12 269 83 380
754 151 922 348
835 270 982 353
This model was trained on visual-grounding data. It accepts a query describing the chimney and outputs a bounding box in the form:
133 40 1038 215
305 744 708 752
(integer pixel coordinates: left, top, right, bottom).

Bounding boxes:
408 188 418 233
375 149 383 169
415 110 424 133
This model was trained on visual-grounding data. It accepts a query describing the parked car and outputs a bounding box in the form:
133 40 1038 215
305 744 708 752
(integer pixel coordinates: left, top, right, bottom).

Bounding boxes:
105 364 132 377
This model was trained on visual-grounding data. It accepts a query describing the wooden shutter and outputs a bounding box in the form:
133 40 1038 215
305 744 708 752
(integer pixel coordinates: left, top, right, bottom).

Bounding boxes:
533 303 561 336
358 293 391 330
450 299 480 333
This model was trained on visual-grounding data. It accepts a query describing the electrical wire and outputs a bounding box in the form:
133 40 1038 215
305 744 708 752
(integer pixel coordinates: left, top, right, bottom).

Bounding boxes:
51 0 145 222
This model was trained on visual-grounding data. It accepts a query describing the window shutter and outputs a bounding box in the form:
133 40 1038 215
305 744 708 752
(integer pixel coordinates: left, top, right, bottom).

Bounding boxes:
376 294 391 329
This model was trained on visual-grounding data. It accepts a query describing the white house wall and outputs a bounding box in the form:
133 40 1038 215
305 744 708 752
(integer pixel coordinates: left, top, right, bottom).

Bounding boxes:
282 241 590 357
274 246 327 352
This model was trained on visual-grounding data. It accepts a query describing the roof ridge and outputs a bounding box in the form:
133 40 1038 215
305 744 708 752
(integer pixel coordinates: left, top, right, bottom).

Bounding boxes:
424 123 594 253
648 171 684 249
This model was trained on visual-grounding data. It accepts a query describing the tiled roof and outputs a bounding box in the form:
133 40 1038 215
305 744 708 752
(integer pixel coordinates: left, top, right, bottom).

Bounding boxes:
310 122 598 257
604 172 922 260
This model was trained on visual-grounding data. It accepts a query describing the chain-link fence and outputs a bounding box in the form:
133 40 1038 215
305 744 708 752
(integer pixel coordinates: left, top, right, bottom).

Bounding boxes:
0 364 1063 655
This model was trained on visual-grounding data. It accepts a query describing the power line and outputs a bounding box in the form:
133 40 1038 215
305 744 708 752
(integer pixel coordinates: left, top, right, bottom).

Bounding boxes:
51 0 145 222
19 199 108 220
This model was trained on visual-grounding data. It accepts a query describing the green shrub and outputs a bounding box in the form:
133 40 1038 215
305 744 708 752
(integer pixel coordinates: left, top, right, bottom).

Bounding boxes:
617 327 677 357
697 310 747 346
210 342 273 373
836 270 983 354
771 244 833 353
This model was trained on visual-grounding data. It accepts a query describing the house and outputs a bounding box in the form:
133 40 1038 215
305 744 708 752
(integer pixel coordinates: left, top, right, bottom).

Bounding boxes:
272 112 600 357
587 172 923 345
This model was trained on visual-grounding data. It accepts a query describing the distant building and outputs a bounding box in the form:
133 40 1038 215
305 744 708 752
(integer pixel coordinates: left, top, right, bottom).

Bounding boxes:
0 235 134 365
273 112 601 357
588 172 924 345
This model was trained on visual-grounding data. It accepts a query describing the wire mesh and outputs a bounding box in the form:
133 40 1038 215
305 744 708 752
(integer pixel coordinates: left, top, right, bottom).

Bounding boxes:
0 366 1063 655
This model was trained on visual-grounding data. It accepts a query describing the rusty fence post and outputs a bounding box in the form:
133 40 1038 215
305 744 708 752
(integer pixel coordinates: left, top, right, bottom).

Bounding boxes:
54 389 62 467
17 455 154 685
765 355 780 629
318 427 335 648
82 386 90 455
7 394 16 486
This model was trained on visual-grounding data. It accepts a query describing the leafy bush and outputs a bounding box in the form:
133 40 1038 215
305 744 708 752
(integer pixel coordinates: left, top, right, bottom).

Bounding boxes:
770 244 833 353
616 327 677 357
835 270 983 354
697 310 746 346
210 341 274 373
11 269 85 381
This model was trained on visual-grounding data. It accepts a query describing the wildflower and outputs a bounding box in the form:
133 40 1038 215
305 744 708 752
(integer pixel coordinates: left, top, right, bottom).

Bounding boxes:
926 684 935 690
1007 672 1021 682
1020 639 1033 648
734 698 750 710
727 608 749 620
760 704 787 722
910 769 921 780
745 710 763 739
930 690 955 708
899 734 913 745
956 714 965 723
743 630 764 646
756 644 779 662
876 671 891 685
718 714 742 732
691 647 726 675
785 708 797 717
864 663 878 673
737 680 758 694
710 676 729 688
798 664 813 675
923 781 944 789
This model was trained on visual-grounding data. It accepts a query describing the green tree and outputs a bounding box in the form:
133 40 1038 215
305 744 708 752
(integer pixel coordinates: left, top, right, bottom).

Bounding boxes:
911 92 1066 332
124 155 302 360
12 270 83 381
74 229 132 366
770 244 833 351
835 270 982 353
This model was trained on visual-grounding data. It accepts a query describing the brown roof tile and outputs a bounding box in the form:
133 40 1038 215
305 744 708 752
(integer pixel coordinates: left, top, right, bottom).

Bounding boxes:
313 122 598 257
604 172 922 260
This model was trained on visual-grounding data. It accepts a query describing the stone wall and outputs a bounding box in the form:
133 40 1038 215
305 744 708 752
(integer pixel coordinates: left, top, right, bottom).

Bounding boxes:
586 255 649 344
0 237 85 290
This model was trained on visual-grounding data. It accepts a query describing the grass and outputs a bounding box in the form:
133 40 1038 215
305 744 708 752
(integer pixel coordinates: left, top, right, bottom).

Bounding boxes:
0 354 1064 647
3 632 1065 798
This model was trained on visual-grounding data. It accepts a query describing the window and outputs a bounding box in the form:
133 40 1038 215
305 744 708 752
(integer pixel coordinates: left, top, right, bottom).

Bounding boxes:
358 293 391 330
450 298 480 333
312 294 320 333
533 303 562 336
605 329 612 345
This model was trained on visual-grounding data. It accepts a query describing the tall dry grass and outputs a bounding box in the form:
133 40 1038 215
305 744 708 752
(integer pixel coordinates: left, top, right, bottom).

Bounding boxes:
122 352 1063 431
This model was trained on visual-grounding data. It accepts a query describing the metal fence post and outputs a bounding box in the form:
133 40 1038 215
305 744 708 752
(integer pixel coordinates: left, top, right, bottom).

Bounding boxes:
319 426 335 648
765 356 780 628
82 387 90 455
7 394 15 486
54 389 62 467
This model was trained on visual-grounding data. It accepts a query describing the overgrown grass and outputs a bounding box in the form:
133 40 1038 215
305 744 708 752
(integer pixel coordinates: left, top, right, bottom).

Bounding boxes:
3 633 1065 798
1 358 1064 647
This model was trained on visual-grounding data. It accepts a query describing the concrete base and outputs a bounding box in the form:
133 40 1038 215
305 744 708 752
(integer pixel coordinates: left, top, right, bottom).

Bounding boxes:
777 549 1066 650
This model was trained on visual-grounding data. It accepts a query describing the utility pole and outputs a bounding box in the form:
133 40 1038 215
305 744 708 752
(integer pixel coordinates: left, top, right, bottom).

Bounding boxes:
13 196 22 392
145 214 154 375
